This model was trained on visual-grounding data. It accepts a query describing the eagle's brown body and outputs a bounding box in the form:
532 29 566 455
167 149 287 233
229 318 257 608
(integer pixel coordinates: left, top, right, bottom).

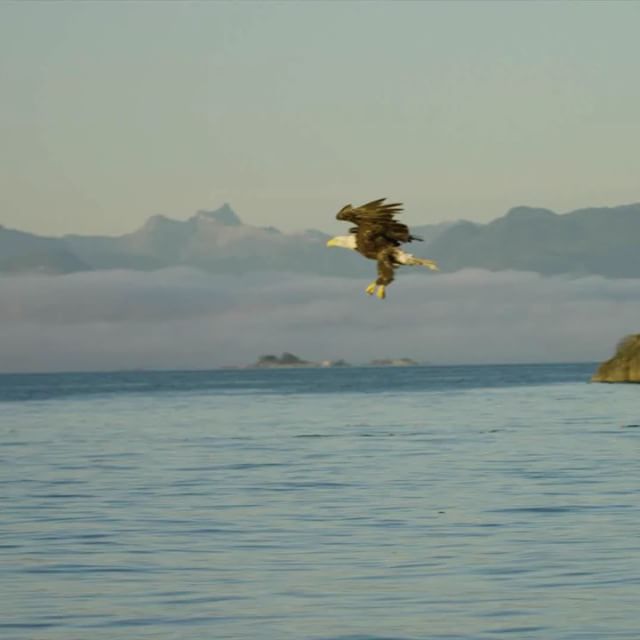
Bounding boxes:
329 198 438 298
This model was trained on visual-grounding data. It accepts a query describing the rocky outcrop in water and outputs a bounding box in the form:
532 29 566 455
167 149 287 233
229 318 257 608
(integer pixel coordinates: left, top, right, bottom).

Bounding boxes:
592 334 640 383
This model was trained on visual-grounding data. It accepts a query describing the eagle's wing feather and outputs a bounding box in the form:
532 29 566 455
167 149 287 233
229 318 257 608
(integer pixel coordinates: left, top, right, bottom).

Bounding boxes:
336 198 421 244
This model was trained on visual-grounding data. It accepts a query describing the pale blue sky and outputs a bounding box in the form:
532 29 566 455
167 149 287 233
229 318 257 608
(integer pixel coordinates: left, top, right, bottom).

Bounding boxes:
2 0 640 236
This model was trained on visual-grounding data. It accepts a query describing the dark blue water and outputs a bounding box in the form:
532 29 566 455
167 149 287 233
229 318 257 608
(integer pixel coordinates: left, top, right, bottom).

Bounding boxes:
2 363 639 639
0 362 593 402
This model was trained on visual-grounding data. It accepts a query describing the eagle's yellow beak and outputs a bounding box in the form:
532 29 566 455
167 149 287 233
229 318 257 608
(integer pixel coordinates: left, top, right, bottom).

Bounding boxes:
326 238 339 247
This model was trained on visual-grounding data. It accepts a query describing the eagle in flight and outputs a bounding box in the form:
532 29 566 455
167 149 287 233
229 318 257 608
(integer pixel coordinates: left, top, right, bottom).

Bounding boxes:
326 198 438 299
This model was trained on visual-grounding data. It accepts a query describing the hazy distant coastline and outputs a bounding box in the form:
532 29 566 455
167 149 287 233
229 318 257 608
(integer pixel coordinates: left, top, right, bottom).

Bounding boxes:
4 201 640 278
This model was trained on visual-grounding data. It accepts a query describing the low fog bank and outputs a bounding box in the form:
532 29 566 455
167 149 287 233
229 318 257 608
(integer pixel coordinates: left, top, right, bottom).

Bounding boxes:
1 267 638 373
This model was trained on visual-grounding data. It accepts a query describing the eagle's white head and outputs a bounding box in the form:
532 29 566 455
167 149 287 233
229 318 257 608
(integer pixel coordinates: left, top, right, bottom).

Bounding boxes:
326 235 357 250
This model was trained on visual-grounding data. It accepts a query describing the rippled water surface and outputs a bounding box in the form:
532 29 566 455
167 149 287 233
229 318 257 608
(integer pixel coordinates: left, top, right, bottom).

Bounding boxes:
2 364 639 639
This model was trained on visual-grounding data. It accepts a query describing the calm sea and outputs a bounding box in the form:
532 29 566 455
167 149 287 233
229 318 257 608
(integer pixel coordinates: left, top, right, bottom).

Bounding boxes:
1 363 639 640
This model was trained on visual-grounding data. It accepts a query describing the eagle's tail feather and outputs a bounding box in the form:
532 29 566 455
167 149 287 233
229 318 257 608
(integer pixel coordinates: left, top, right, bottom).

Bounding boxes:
394 250 439 271
413 257 439 271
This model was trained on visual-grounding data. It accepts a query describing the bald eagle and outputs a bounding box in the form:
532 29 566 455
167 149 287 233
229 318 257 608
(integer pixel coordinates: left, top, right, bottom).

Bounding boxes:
326 198 438 299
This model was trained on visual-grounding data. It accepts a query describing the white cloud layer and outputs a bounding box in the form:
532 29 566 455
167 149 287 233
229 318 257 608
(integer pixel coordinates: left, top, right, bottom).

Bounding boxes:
1 268 638 372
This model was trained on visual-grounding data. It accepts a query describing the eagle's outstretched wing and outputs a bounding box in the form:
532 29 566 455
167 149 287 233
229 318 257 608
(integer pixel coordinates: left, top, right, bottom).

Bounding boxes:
336 198 422 244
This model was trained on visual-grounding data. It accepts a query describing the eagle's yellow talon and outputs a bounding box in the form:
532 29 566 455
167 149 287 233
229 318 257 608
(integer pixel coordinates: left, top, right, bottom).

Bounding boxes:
376 285 386 299
365 282 377 295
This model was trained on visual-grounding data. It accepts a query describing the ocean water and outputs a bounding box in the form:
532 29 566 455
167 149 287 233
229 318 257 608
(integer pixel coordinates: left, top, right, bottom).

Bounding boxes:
1 363 639 640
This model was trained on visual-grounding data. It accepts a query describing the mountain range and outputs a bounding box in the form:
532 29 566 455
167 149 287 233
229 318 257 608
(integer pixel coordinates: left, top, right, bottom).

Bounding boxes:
2 202 640 278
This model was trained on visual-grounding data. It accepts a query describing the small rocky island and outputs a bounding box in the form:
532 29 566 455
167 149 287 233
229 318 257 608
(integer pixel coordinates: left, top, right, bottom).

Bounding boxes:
252 353 351 368
369 358 419 366
592 334 640 383
254 353 314 368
